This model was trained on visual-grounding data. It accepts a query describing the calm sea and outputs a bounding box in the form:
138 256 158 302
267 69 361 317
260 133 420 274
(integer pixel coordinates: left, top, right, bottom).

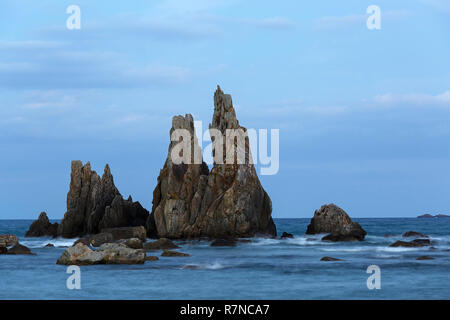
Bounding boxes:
0 218 449 299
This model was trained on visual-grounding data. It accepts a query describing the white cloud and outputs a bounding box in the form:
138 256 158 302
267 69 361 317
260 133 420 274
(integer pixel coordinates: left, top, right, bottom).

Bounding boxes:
373 91 450 106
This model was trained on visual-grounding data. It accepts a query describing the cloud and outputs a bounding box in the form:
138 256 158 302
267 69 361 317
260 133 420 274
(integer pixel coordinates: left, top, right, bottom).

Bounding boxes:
372 91 450 106
242 17 295 29
420 0 450 14
313 10 410 30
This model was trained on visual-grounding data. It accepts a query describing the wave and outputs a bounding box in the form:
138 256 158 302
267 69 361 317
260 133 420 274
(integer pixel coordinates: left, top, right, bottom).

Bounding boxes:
181 261 225 270
19 237 76 248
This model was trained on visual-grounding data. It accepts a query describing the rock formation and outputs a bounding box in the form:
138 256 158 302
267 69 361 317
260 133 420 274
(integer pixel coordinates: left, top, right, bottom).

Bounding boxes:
0 234 18 247
389 239 431 248
43 160 152 238
306 204 367 241
403 231 428 238
25 212 58 237
148 86 277 239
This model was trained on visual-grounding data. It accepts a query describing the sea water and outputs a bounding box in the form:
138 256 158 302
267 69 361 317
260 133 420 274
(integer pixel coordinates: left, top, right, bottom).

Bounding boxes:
0 218 449 300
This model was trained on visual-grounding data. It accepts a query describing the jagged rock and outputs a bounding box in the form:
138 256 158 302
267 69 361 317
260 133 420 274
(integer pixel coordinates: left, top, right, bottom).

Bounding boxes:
210 239 237 247
389 239 431 248
322 222 367 242
97 195 150 232
89 232 114 247
56 161 149 238
116 238 143 249
7 243 33 255
150 86 277 239
417 256 434 260
161 250 189 257
306 204 352 234
25 212 58 238
144 238 179 251
101 226 147 242
321 257 343 261
0 234 18 247
280 232 294 239
403 231 428 238
73 238 90 247
56 243 145 265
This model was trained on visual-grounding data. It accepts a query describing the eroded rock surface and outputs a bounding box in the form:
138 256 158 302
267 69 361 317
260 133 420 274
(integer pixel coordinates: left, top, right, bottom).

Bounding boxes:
149 86 277 239
25 212 58 238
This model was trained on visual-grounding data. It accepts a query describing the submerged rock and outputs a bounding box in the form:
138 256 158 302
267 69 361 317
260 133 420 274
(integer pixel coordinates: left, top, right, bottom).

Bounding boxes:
0 246 7 254
389 239 431 248
45 243 55 248
417 256 434 260
145 255 159 261
321 257 343 261
210 239 237 247
25 212 58 238
402 231 428 238
144 238 179 251
55 161 150 238
150 86 276 239
57 243 104 265
280 232 294 239
7 243 33 255
161 250 190 257
322 222 367 242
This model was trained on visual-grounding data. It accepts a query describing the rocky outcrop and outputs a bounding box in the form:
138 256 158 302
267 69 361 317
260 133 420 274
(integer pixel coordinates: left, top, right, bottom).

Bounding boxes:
56 243 145 265
321 257 343 261
53 161 150 238
7 243 33 255
322 223 367 242
389 239 431 248
116 238 143 249
403 231 428 238
144 238 179 251
306 204 367 241
149 86 277 239
25 212 58 237
417 256 434 260
101 226 147 242
0 234 18 247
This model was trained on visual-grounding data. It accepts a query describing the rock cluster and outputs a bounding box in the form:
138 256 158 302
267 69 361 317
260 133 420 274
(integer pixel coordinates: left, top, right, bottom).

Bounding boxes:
150 86 277 239
25 212 58 237
28 161 152 239
306 204 367 241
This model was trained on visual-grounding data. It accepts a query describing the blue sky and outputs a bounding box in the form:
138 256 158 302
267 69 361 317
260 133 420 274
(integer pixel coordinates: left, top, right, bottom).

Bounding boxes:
1 0 449 219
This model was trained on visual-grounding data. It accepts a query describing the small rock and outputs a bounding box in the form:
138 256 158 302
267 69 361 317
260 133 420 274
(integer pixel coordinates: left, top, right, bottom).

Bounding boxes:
73 238 90 247
145 255 159 261
45 243 55 248
210 239 237 247
322 222 367 242
321 257 343 261
98 243 145 264
57 243 104 265
116 238 143 249
144 238 179 250
403 231 429 238
7 243 33 255
417 256 434 260
280 232 294 239
161 250 189 257
25 212 58 238
101 226 147 242
389 239 431 248
89 233 114 247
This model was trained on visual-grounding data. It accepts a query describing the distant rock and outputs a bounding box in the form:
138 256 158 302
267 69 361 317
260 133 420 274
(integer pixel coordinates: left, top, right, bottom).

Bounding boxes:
151 86 277 239
321 257 343 261
25 212 58 238
56 243 145 265
7 243 33 255
417 256 434 260
389 239 431 248
418 214 450 218
280 232 294 239
145 255 159 261
0 234 18 247
161 250 190 257
144 238 179 251
55 161 150 238
210 239 237 247
402 231 428 238
45 243 55 248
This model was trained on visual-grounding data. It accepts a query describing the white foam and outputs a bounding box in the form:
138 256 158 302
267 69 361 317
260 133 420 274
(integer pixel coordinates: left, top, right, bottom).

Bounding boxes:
19 237 77 248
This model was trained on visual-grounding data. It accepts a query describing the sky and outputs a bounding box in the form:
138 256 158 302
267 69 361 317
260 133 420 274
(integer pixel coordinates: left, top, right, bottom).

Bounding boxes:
0 0 449 219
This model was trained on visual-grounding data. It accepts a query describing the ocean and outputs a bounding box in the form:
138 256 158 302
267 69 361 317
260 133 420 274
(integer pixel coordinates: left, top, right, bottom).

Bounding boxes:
0 218 449 300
